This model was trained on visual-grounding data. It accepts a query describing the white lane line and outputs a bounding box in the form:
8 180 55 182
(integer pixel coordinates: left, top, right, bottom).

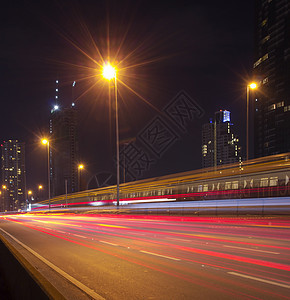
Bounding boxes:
223 245 280 254
99 240 118 246
0 228 105 300
72 234 87 239
228 272 290 289
140 250 180 261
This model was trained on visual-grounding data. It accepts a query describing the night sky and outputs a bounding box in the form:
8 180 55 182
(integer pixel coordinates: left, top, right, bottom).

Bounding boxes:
0 0 255 191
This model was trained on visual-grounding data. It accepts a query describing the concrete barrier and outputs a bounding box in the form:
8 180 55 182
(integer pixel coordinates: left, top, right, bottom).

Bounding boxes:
0 234 64 299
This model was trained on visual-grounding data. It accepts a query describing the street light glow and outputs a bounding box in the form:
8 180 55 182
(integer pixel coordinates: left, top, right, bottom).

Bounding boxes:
102 63 116 80
42 139 49 145
249 82 257 89
78 164 84 169
28 190 32 195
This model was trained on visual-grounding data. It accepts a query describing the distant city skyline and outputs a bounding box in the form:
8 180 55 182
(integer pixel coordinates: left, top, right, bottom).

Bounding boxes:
1 140 26 211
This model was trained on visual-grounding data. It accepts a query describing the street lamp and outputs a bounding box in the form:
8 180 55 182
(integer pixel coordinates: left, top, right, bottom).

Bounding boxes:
102 62 120 207
246 82 257 161
27 190 32 211
78 164 84 192
41 138 51 210
1 185 7 212
38 185 43 201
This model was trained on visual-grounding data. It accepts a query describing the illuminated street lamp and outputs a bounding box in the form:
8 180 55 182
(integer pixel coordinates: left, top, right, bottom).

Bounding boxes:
41 138 51 210
78 164 84 192
38 185 43 201
27 190 32 211
102 62 120 207
1 185 7 212
246 82 257 161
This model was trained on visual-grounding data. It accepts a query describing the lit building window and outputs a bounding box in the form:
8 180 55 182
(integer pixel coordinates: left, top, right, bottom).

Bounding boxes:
268 104 276 111
262 77 269 84
269 177 278 186
277 101 284 108
225 182 231 190
262 35 270 43
260 178 269 187
232 181 239 189
253 53 269 68
261 18 268 26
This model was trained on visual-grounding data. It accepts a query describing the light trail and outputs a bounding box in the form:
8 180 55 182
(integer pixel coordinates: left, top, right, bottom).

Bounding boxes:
1 213 289 299
4 214 290 272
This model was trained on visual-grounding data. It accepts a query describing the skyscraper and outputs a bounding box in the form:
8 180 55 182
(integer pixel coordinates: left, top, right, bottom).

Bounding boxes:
1 140 26 211
253 0 290 157
202 110 242 168
50 105 79 197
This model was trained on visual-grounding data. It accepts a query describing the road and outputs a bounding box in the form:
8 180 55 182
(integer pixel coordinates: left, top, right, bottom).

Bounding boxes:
0 213 289 299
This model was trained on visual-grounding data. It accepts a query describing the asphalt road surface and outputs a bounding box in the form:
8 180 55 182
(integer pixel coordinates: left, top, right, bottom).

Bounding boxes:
0 213 289 299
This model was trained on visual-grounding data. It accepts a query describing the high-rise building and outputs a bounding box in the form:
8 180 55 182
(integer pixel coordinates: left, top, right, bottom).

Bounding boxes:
253 0 290 157
1 140 26 211
50 105 79 197
202 110 242 168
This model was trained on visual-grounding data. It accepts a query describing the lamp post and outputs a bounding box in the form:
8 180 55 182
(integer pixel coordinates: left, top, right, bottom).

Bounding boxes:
27 190 32 211
246 83 257 161
41 139 51 210
102 62 120 207
78 164 84 192
2 185 7 211
38 185 43 201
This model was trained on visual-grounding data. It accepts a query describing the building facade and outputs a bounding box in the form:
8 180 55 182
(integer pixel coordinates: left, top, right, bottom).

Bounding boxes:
202 110 242 168
253 0 290 157
1 140 26 211
50 105 79 197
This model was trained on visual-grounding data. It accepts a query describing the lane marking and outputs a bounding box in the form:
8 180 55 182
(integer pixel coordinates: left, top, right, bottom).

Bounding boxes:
99 240 118 246
228 272 290 289
72 234 87 239
140 250 180 261
223 245 280 254
0 228 105 300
